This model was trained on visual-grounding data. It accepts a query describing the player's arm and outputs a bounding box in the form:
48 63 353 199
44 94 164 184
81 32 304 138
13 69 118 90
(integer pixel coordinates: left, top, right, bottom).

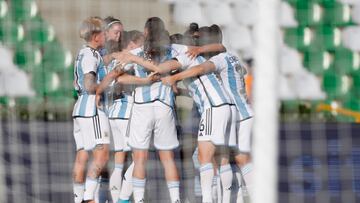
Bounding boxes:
112 51 160 73
102 51 122 65
113 51 181 74
186 43 226 59
161 61 216 86
95 69 124 107
84 72 98 94
116 72 160 86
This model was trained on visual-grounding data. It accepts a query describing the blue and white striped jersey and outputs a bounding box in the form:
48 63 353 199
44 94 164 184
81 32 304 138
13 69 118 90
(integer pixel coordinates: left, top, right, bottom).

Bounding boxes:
124 44 188 107
209 52 253 121
108 94 133 119
72 46 105 117
106 59 134 119
176 54 233 115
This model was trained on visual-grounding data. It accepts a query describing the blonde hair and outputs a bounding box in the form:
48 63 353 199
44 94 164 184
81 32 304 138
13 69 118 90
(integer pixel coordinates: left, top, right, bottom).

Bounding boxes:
79 16 105 42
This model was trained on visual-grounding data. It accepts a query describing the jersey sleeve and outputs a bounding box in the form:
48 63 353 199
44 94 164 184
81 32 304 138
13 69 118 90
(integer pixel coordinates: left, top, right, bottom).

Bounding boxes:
209 54 226 72
175 54 195 70
81 49 98 74
171 44 188 56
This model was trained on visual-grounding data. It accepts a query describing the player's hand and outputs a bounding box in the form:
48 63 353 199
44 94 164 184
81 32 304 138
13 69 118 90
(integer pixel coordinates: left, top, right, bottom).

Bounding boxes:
95 94 101 109
147 72 161 84
161 76 176 86
172 84 179 95
186 46 201 59
113 51 133 64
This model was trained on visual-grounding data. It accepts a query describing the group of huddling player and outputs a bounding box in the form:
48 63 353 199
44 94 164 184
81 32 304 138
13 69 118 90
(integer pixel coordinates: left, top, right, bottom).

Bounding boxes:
72 16 254 203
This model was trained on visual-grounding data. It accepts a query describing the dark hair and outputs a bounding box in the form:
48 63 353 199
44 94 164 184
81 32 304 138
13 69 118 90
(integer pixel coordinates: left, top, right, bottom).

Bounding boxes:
198 26 213 46
183 22 199 46
198 25 223 58
104 16 122 30
170 33 184 44
184 22 199 37
143 17 170 64
120 30 144 50
210 24 222 43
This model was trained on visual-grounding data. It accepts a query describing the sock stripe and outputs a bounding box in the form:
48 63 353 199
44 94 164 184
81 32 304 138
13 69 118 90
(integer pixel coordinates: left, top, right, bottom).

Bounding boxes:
132 178 146 187
86 177 98 183
73 183 85 186
241 163 253 175
115 164 124 169
200 163 213 172
220 165 232 174
167 181 180 189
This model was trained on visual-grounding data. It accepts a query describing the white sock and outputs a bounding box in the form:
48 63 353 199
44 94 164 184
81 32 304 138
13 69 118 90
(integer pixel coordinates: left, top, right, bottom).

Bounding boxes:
211 175 218 203
194 174 202 197
73 183 85 203
200 163 214 203
132 177 146 203
119 162 134 200
235 167 245 203
83 177 99 201
220 164 233 203
167 181 180 203
216 174 222 203
241 163 253 196
110 164 124 202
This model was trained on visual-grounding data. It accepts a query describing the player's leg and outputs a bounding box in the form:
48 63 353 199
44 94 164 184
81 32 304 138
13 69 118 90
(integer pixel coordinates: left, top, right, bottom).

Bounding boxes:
83 112 111 203
218 148 233 203
127 103 153 203
153 103 180 203
72 118 89 203
158 150 180 203
109 119 128 202
109 151 126 201
73 149 89 203
132 149 148 203
235 117 253 202
211 158 220 203
199 105 233 203
118 161 134 203
198 141 216 203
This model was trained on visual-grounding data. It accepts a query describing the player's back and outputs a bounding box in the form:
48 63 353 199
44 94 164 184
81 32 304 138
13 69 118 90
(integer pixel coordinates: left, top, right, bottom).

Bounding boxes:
128 44 187 107
209 52 253 120
178 55 233 115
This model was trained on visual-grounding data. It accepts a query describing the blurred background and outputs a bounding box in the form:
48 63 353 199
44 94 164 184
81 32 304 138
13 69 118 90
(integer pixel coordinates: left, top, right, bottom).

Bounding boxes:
0 0 360 202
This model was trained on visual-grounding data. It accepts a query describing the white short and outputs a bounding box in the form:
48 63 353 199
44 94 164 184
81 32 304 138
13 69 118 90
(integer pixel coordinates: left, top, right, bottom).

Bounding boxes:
229 105 238 147
197 105 234 146
73 110 111 151
109 119 131 152
236 117 253 153
128 101 179 150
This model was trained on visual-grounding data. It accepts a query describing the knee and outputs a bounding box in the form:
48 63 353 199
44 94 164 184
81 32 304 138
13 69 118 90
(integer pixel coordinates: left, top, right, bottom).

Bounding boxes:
75 150 89 165
94 145 109 165
133 151 148 165
159 151 175 162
